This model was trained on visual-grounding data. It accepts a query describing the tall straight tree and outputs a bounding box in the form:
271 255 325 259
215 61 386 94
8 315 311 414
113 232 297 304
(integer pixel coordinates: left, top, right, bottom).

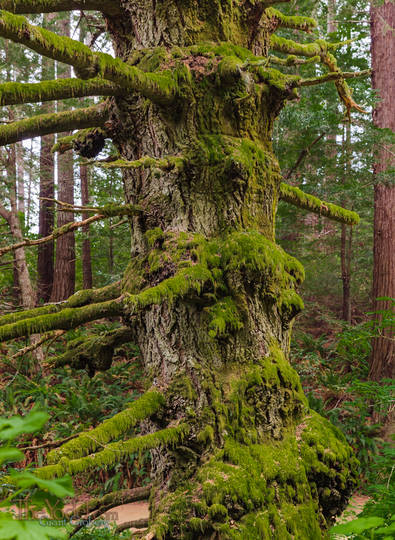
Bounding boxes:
37 14 56 303
0 2 369 536
50 13 75 301
370 0 394 380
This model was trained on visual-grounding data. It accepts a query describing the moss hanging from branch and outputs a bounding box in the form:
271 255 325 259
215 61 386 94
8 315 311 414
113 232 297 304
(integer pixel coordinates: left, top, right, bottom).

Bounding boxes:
0 77 122 106
93 155 187 172
0 281 120 327
0 102 108 146
0 10 177 104
279 183 360 225
0 297 125 342
39 424 189 478
47 390 165 463
0 1 121 15
266 7 317 33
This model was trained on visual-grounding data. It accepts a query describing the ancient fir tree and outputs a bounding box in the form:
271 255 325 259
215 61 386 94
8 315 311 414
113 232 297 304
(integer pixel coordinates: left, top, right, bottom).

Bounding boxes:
0 1 370 538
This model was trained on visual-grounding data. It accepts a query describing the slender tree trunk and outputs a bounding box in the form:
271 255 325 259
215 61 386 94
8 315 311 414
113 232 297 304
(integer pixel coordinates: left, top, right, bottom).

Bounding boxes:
50 14 75 301
340 123 352 323
37 14 56 303
369 0 394 380
80 163 93 289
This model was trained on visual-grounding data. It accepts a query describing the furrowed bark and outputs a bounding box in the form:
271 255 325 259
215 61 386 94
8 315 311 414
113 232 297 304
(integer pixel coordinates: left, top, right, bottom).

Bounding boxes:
0 78 122 106
0 103 108 146
0 1 121 15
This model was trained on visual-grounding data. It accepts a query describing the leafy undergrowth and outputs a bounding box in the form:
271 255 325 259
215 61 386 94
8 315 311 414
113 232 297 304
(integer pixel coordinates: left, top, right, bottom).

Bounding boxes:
291 300 395 539
0 322 150 496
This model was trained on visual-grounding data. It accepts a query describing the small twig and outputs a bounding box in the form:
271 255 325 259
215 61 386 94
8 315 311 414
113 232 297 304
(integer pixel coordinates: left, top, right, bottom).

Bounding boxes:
110 218 128 229
18 433 77 452
0 214 105 257
11 330 65 359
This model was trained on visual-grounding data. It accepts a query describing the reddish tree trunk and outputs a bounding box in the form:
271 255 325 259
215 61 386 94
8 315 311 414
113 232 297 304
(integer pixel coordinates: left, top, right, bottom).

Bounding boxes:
50 15 75 301
80 163 93 289
369 0 395 380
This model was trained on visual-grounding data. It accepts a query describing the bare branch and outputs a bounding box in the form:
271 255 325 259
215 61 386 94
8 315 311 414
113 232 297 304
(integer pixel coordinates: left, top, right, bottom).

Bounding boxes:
0 78 123 106
0 204 141 256
0 1 121 15
0 103 108 146
11 329 65 359
71 485 152 519
284 133 325 180
0 11 177 104
299 69 371 87
18 432 77 451
279 182 360 225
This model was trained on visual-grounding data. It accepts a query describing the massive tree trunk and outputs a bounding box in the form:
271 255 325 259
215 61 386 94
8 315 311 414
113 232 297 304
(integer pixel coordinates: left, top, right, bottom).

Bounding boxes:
369 0 394 381
0 2 364 537
100 4 358 537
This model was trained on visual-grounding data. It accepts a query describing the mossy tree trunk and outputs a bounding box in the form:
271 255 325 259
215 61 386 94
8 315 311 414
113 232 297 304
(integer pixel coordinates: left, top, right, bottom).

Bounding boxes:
0 1 364 538
101 2 358 537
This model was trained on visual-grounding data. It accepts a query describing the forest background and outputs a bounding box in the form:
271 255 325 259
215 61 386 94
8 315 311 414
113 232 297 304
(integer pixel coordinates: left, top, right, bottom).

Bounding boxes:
0 0 393 539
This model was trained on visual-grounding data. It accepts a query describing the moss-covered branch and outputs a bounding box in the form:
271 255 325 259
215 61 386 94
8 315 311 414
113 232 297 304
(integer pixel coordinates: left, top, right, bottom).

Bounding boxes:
270 35 346 58
0 1 121 15
266 7 317 32
47 390 165 463
91 155 187 171
0 78 122 106
51 326 133 374
0 103 108 146
0 281 120 327
38 424 189 478
0 11 177 104
279 183 360 225
0 204 140 256
0 297 125 342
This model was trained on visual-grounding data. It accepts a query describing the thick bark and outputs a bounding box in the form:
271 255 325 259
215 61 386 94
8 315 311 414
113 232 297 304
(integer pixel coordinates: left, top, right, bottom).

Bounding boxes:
50 15 75 302
370 0 395 380
96 2 359 537
0 2 360 537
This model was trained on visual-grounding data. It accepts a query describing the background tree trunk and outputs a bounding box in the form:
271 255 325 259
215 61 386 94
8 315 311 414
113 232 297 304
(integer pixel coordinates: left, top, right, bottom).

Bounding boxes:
369 0 394 380
80 163 93 289
50 13 75 302
37 15 56 303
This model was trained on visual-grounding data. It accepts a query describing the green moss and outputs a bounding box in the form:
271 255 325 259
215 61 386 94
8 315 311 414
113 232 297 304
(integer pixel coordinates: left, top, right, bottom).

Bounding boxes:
280 182 360 225
0 102 108 146
0 298 124 342
206 297 244 337
265 8 317 33
42 424 189 477
0 77 119 107
47 390 165 463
